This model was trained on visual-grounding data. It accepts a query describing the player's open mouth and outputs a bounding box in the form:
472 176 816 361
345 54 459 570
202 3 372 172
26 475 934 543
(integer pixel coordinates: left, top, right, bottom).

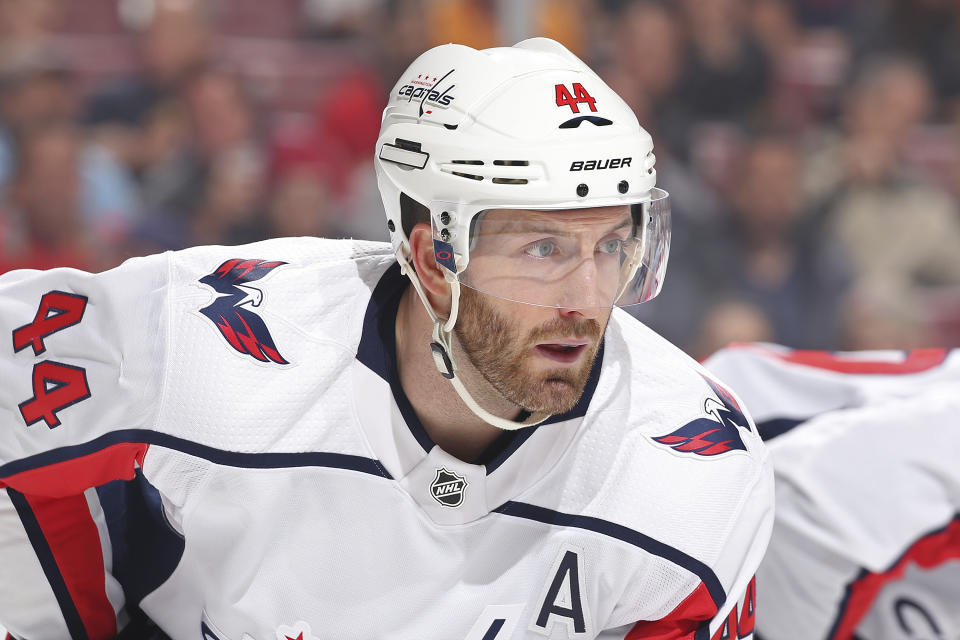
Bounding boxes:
534 342 589 363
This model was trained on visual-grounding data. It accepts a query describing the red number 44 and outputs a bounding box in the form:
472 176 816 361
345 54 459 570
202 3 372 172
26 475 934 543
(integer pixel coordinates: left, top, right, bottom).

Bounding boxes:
12 291 91 429
555 83 597 114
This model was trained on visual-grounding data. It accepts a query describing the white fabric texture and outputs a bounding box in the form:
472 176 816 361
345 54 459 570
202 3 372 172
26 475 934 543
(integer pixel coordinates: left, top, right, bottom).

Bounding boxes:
705 344 960 640
0 239 772 639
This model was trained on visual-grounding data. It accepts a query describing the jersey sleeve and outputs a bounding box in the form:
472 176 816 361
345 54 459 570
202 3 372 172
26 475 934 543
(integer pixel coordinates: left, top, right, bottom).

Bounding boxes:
703 343 957 441
620 449 774 640
0 255 172 639
705 346 960 639
0 254 170 496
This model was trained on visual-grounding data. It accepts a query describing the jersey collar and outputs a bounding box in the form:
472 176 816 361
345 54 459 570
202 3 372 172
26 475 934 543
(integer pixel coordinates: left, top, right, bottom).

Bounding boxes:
353 262 603 521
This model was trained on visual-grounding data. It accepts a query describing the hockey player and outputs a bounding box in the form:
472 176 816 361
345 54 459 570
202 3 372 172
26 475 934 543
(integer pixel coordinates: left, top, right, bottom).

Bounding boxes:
704 344 960 640
0 40 772 639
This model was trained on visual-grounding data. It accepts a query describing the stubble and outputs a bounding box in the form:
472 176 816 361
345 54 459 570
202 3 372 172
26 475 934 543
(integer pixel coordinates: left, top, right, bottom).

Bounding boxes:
454 286 605 414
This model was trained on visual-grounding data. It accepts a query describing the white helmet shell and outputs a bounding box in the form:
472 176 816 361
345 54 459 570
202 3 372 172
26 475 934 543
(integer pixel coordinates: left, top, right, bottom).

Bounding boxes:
375 38 660 278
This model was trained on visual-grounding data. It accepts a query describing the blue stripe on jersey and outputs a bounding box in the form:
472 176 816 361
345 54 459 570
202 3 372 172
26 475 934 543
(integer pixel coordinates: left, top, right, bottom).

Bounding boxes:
0 429 393 480
494 500 727 609
95 469 185 609
481 619 506 640
5 488 90 640
825 512 960 640
355 261 399 383
482 427 538 473
695 620 711 640
754 417 804 441
826 568 869 640
355 261 438 454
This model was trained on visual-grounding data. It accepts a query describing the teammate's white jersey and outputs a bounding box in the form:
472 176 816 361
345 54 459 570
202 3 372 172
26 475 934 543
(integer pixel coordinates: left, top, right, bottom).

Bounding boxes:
0 239 772 640
704 344 960 640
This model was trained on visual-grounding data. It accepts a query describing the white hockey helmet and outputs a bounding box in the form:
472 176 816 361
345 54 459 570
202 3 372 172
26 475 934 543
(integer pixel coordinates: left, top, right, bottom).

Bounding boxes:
374 38 671 429
375 38 670 308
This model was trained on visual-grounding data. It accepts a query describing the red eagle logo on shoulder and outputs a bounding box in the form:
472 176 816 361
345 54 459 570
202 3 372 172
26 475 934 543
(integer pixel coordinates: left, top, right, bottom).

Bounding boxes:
199 258 289 365
653 375 750 456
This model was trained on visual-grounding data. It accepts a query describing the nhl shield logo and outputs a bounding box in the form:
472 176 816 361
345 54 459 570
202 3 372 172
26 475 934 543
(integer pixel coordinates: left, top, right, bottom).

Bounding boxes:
431 467 468 507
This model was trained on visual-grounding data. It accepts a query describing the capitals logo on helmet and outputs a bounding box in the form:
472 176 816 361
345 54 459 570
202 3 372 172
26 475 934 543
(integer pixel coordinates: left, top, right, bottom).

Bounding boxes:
654 375 751 457
199 258 288 365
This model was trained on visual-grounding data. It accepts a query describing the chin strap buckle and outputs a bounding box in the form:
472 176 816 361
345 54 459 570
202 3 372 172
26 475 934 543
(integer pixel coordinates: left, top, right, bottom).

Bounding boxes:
430 319 456 379
429 341 455 379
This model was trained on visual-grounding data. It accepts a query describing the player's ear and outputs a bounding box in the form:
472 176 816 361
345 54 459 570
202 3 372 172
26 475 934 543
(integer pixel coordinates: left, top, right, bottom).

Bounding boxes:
408 222 452 315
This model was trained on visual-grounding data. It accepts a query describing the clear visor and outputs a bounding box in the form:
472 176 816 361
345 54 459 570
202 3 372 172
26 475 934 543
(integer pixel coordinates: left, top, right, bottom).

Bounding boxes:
454 187 670 310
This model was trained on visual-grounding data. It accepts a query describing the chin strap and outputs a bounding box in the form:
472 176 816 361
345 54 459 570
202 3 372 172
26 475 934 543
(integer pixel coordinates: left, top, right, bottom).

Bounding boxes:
429 310 549 431
398 250 550 431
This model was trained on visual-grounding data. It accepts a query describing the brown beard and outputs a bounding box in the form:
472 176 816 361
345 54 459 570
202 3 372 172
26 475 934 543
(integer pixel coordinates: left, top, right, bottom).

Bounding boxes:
454 285 605 414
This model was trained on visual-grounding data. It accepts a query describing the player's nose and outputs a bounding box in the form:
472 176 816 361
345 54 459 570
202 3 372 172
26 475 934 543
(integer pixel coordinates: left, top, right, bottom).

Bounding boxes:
554 259 605 319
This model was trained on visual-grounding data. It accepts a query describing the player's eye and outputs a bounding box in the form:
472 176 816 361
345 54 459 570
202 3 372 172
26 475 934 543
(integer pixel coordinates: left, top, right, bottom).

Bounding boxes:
597 238 623 255
524 239 558 258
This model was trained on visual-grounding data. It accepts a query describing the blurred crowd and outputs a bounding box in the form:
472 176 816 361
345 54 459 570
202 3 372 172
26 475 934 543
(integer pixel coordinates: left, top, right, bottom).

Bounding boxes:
1 0 959 357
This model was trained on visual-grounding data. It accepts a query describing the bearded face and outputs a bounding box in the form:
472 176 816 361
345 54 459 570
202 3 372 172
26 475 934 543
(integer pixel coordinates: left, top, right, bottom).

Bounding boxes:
454 285 608 415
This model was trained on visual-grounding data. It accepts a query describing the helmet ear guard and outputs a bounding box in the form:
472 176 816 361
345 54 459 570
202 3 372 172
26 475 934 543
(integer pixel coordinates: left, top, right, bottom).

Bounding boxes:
375 38 671 429
398 210 459 336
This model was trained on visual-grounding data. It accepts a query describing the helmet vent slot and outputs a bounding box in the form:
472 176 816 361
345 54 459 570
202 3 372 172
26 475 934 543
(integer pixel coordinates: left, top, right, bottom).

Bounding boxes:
452 171 483 181
493 160 529 166
492 177 528 185
452 160 484 165
394 138 422 152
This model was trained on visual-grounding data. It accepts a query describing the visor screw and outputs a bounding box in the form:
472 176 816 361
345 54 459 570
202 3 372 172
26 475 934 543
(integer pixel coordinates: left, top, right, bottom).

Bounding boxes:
440 228 451 242
577 183 589 197
387 220 396 232
440 211 451 225
618 180 629 194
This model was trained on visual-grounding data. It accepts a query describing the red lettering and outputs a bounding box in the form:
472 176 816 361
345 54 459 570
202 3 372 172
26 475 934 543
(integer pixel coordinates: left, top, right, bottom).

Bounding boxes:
555 83 579 113
737 577 756 637
555 83 599 113
572 83 597 112
19 361 91 429
709 577 757 639
555 83 598 113
711 607 738 640
13 291 88 355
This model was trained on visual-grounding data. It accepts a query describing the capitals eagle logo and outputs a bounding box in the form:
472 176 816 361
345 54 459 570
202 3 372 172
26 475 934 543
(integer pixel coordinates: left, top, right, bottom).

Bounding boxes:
653 375 751 456
199 258 289 365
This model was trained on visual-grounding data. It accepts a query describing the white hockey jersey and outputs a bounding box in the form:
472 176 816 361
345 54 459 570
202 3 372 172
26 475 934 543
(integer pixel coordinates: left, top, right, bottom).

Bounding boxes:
704 343 960 640
0 239 772 640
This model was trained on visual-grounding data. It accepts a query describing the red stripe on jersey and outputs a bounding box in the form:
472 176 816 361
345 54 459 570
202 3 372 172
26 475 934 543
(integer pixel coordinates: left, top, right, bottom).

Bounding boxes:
626 581 717 640
24 493 117 640
829 517 960 640
0 443 148 497
734 344 950 375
